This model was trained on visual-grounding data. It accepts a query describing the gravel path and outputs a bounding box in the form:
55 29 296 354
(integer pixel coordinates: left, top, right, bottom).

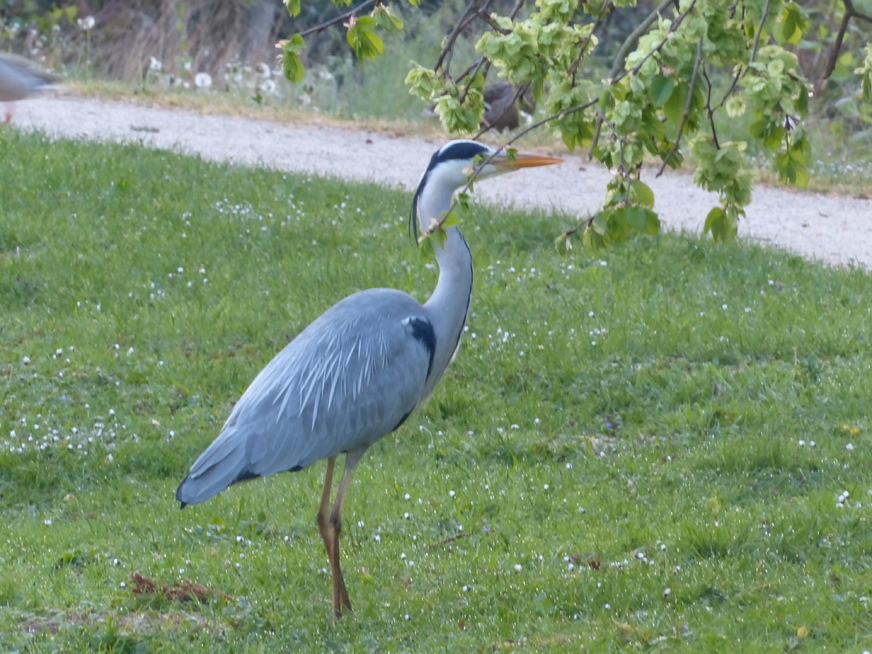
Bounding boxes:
13 95 872 269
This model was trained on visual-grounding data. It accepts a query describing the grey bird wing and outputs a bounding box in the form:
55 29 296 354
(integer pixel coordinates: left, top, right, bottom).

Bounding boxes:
0 53 57 102
176 288 435 506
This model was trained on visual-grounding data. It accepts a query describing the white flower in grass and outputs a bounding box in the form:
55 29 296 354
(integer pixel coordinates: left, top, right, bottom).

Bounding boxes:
260 79 277 95
78 16 96 30
149 57 163 72
195 73 212 89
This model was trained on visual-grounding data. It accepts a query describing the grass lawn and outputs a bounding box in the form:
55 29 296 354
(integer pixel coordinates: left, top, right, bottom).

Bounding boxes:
1 128 870 652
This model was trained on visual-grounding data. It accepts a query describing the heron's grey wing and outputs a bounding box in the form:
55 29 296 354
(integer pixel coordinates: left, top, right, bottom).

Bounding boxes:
0 53 54 101
177 288 434 506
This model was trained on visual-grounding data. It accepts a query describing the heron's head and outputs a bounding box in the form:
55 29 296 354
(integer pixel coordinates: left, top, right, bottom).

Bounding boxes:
411 140 562 242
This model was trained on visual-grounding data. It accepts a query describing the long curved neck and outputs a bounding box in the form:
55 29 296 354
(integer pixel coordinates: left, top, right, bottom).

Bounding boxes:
417 178 474 398
422 228 473 397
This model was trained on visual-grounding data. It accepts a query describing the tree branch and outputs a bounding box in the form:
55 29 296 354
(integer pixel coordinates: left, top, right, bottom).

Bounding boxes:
433 0 490 73
703 68 721 149
296 0 377 39
569 1 613 85
749 0 770 63
591 0 698 153
716 0 768 109
607 0 678 81
657 39 703 177
821 0 872 82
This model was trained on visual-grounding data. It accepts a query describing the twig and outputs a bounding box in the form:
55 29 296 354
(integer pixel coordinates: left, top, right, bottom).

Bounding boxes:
821 0 872 82
296 0 377 39
591 0 698 153
457 0 526 89
473 81 531 138
657 39 703 177
716 0 768 109
607 0 677 81
703 68 721 149
433 0 485 73
749 0 770 62
569 1 613 85
434 0 500 74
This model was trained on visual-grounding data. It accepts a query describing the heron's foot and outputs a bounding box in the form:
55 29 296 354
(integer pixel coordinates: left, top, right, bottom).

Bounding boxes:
332 582 352 620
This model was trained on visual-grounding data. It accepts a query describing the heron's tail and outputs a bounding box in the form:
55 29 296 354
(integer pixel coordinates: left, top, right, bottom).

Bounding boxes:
176 426 255 508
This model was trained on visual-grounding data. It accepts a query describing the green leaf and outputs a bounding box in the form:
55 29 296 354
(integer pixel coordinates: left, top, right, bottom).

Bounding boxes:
442 210 461 228
283 0 301 17
373 4 404 31
281 35 306 83
777 2 807 45
285 33 305 54
649 75 675 108
663 82 688 127
554 233 573 255
405 65 441 101
582 213 610 249
629 180 655 208
703 207 725 237
347 16 385 61
433 224 448 248
418 233 435 257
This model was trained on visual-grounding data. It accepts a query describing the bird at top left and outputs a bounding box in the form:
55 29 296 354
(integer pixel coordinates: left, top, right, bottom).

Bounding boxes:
0 53 60 124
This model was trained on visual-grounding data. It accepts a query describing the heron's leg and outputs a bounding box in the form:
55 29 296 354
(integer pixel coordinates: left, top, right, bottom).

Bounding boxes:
316 456 337 563
328 446 368 618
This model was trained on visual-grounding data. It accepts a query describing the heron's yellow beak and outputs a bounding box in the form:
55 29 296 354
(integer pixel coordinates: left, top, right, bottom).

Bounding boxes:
493 153 564 170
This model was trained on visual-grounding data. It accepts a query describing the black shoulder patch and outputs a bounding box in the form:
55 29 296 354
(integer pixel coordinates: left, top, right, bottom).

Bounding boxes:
232 470 261 485
407 316 436 377
391 409 414 433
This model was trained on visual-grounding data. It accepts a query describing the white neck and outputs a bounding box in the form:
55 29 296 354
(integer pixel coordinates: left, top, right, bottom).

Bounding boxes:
416 174 474 398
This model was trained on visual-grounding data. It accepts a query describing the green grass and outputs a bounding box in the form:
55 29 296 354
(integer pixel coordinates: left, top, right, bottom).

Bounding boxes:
1 129 871 652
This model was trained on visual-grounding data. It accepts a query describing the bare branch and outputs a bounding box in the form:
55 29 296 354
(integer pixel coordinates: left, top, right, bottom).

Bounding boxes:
433 0 489 74
821 0 872 82
749 0 771 63
845 0 872 22
703 68 721 149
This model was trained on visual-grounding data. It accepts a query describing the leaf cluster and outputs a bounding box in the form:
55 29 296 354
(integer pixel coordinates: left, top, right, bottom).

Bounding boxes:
279 0 869 249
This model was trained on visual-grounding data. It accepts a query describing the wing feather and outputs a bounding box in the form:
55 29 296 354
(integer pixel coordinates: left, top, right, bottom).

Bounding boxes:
176 288 434 506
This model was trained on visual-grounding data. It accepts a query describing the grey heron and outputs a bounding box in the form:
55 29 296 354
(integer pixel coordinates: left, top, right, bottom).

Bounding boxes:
0 53 57 123
176 140 562 617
